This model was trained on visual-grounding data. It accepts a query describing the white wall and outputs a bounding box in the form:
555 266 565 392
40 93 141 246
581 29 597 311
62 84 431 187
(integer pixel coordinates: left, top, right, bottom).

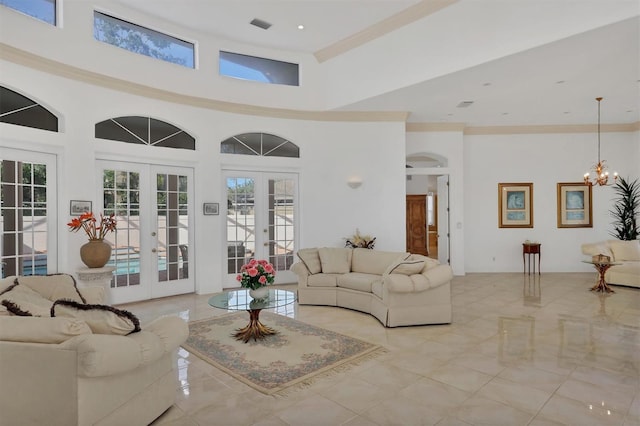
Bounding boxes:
0 60 407 294
464 131 640 273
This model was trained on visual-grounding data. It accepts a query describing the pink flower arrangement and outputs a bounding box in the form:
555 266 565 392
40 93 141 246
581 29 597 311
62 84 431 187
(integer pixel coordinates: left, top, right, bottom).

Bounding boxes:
236 259 276 290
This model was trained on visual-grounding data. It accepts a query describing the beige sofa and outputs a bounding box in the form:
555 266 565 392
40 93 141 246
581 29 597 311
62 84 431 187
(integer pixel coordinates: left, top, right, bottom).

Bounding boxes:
581 239 640 288
0 274 189 426
291 247 453 327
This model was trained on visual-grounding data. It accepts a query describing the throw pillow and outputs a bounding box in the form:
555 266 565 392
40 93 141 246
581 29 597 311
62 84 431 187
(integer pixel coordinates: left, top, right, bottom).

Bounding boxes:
608 240 640 261
17 273 86 303
1 284 53 317
385 259 425 275
0 316 92 343
318 247 353 274
51 300 141 335
297 248 322 274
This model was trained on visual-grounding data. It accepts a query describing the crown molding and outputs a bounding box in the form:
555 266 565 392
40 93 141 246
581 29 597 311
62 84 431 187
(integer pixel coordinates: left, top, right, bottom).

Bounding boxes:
405 121 639 134
464 123 639 135
0 43 408 123
406 122 466 132
314 0 460 63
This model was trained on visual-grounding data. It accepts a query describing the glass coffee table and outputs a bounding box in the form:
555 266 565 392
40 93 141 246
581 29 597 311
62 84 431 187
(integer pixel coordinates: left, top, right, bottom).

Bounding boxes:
582 260 620 293
208 289 296 343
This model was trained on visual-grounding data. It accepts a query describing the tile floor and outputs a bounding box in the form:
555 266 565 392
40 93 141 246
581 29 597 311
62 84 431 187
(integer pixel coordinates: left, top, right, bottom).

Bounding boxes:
121 273 640 426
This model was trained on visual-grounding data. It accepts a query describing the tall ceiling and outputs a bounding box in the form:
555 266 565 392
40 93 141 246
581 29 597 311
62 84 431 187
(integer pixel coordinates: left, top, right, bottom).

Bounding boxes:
116 0 639 127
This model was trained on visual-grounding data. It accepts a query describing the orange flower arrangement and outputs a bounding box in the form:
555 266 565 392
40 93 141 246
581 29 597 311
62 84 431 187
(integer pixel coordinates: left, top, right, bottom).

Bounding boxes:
67 212 117 241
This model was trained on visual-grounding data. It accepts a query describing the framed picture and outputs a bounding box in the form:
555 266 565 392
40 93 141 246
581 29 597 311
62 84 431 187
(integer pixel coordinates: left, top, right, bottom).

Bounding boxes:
557 182 592 228
203 202 219 215
70 200 92 215
498 183 533 228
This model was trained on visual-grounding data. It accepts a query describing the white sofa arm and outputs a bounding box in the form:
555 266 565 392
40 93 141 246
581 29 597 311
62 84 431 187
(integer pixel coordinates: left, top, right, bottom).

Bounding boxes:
384 264 453 293
59 334 144 377
0 341 78 425
291 261 310 277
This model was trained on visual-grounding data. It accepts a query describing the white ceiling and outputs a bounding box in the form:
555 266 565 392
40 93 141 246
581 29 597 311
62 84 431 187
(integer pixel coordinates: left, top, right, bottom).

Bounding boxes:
115 0 639 127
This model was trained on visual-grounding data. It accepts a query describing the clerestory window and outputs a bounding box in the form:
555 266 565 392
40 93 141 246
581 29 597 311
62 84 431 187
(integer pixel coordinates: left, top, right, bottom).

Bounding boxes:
95 116 195 150
0 0 56 25
93 11 195 68
220 133 299 158
219 51 299 86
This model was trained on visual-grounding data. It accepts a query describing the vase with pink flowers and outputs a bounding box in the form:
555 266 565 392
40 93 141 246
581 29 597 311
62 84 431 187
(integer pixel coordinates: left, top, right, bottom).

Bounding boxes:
236 259 276 300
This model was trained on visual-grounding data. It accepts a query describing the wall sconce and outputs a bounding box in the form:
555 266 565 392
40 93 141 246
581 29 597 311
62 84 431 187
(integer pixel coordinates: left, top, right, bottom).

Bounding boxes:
347 178 362 189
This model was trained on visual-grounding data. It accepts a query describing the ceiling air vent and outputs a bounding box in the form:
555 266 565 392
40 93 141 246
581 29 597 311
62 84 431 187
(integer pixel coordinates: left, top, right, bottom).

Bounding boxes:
456 101 474 108
250 18 272 30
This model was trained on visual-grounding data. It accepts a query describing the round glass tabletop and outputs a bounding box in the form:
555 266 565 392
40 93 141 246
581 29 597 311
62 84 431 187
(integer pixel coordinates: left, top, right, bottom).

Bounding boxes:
208 288 296 311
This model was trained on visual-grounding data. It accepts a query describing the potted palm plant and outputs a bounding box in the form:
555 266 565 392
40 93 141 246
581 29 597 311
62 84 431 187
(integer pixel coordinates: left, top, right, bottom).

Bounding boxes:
609 177 639 240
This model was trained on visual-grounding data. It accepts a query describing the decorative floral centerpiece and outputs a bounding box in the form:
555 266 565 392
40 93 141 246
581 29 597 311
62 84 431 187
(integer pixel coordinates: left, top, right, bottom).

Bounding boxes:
67 212 117 269
67 212 117 241
237 259 276 290
345 228 376 249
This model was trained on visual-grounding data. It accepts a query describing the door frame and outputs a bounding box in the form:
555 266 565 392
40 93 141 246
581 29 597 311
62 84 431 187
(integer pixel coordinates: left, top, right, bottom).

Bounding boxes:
96 159 195 304
222 169 299 288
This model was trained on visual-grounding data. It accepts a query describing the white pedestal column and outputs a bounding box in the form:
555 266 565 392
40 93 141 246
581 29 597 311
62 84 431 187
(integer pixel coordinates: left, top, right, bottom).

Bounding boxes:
76 266 115 304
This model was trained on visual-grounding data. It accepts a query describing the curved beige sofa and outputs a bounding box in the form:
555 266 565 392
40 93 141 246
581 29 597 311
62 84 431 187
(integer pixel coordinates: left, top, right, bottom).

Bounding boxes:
0 274 189 426
581 239 640 288
291 247 453 327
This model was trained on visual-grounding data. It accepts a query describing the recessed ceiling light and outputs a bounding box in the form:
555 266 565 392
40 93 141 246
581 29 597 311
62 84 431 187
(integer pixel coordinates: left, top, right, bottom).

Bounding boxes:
447 113 454 116
555 80 565 84
564 111 571 114
297 24 304 30
501 112 509 115
483 82 491 86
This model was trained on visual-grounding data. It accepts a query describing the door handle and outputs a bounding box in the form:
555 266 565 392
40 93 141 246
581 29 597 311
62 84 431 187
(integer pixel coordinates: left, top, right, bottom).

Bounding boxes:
152 248 157 253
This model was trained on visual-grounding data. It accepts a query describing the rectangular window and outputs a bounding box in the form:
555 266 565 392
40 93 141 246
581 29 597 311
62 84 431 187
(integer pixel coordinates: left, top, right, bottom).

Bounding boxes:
220 51 299 86
93 11 195 69
0 0 55 25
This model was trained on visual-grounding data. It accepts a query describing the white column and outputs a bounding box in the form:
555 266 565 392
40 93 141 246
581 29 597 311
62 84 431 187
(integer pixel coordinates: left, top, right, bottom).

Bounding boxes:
76 266 115 304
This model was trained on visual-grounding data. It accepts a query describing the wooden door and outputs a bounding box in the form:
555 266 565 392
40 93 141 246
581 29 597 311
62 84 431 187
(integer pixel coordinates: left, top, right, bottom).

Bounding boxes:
406 194 428 256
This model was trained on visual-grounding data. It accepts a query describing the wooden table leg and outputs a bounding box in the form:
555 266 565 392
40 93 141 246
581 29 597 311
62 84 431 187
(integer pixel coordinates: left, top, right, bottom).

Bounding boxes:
233 309 278 343
590 264 615 293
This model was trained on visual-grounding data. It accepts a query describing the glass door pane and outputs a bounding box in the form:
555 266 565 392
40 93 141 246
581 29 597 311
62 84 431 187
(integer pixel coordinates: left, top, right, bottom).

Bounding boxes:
226 176 255 274
156 172 189 282
103 169 142 289
1 158 53 277
267 177 295 272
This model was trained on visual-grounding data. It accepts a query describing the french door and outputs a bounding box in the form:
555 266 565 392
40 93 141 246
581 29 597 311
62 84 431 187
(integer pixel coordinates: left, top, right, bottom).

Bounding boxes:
224 171 297 287
97 161 194 304
0 149 57 277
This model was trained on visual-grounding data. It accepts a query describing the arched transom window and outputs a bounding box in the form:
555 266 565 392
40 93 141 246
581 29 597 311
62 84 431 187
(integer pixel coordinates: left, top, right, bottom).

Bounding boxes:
220 133 299 158
95 116 195 150
0 86 58 132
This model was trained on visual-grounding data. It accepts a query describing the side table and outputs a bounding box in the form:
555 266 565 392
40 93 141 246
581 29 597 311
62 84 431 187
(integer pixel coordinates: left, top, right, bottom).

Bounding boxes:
76 266 115 304
522 243 541 275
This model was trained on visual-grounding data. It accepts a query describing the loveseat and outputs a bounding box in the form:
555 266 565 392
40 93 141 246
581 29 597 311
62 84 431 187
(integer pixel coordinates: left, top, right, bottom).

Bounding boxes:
0 273 189 426
291 247 453 327
581 239 640 288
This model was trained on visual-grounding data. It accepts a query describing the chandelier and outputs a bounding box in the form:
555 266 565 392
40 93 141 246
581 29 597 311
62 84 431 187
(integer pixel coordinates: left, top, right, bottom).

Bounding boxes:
583 97 617 186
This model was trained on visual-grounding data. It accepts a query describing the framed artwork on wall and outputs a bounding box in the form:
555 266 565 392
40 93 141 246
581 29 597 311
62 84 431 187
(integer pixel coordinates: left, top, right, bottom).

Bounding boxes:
70 200 92 215
203 202 219 215
498 182 533 228
557 182 592 228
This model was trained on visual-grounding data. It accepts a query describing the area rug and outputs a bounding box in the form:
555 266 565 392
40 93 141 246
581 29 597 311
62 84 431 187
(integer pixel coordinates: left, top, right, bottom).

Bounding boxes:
182 312 386 395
